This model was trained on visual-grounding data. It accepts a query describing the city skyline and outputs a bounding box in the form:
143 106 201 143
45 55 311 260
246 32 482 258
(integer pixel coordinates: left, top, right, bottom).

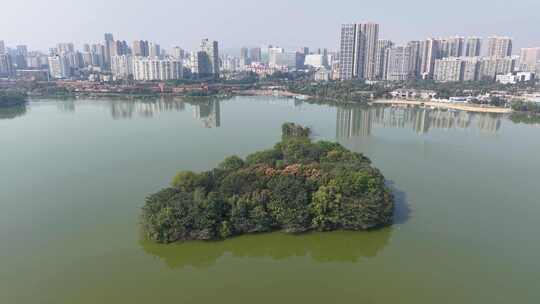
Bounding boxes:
1 0 539 51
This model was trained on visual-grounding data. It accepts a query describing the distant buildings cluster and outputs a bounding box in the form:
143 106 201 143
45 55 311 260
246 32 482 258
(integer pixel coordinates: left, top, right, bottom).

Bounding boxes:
0 24 539 84
338 23 539 83
0 34 221 82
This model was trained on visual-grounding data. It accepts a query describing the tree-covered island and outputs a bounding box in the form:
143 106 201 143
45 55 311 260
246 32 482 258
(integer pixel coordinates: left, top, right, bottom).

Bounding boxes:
141 123 394 243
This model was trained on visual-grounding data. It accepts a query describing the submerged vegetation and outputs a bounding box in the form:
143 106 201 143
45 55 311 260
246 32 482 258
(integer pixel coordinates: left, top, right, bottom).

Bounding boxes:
141 123 394 243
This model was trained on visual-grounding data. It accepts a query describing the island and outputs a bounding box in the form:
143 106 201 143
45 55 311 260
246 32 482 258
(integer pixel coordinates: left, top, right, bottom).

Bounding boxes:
141 123 394 243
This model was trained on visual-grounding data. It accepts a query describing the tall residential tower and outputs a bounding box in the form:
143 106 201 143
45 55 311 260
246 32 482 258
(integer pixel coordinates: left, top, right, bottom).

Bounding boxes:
487 36 513 58
338 22 379 80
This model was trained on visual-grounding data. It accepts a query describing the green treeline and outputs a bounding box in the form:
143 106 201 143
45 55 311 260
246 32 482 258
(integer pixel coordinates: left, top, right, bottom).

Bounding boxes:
141 123 394 243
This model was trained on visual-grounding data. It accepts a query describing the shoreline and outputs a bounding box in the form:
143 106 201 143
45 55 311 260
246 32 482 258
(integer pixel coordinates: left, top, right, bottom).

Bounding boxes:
370 99 513 114
23 90 515 114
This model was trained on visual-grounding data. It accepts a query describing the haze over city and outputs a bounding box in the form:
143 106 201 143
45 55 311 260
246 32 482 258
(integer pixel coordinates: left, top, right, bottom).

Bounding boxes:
2 0 539 51
2 1 540 304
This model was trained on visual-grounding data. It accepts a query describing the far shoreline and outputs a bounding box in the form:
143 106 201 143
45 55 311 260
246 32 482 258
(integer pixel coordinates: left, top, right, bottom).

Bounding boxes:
24 90 514 114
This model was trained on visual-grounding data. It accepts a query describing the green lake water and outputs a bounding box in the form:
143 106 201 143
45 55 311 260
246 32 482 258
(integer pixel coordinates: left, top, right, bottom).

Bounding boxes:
0 96 538 303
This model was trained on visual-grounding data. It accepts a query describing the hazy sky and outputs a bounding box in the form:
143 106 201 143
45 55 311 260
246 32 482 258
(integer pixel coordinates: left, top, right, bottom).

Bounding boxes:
2 0 539 52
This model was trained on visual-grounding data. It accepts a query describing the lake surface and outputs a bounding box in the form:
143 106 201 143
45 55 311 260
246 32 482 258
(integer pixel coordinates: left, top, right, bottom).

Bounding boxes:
1 96 539 304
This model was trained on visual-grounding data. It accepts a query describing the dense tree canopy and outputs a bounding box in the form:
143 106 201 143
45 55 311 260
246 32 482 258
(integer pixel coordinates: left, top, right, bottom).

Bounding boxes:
0 91 27 107
141 123 394 243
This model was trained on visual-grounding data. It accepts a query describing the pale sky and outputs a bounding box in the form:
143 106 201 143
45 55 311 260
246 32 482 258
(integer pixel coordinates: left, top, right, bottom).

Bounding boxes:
1 0 539 52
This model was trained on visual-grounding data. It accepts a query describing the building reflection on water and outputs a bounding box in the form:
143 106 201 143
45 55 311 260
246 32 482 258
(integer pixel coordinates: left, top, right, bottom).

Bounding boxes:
337 105 502 139
110 98 223 129
194 99 221 128
110 97 186 119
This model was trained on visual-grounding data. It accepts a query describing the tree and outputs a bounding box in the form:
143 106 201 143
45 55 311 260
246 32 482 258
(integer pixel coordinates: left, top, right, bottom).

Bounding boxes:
141 123 394 243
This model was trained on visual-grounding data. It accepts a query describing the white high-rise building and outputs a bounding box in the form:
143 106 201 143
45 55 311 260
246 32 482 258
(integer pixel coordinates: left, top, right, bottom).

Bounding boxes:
338 22 379 80
407 41 422 79
361 23 379 80
375 40 393 80
132 57 183 81
420 39 440 79
487 37 513 58
434 58 464 82
111 55 133 80
48 55 71 79
338 24 359 80
385 46 411 81
149 43 161 58
268 47 285 67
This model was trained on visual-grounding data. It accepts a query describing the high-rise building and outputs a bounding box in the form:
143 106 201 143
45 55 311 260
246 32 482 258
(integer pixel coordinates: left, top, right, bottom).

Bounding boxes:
271 52 298 69
407 41 422 79
0 54 14 77
461 57 480 81
16 45 28 56
111 40 129 56
0 40 5 54
15 45 28 69
375 40 393 80
465 37 482 57
48 55 71 79
104 33 114 42
338 24 362 80
57 43 75 54
132 57 183 81
148 43 161 58
438 36 464 58
240 47 250 67
200 39 219 78
487 36 513 58
519 47 540 72
110 55 133 80
172 47 185 60
104 33 114 69
268 47 285 66
249 48 262 63
434 58 464 82
298 47 310 55
361 23 379 80
90 44 106 68
420 39 440 79
385 46 412 81
132 40 149 57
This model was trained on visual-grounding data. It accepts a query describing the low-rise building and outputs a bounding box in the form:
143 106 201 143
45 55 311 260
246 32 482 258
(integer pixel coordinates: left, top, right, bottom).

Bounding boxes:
496 72 535 84
390 89 437 100
314 68 331 82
